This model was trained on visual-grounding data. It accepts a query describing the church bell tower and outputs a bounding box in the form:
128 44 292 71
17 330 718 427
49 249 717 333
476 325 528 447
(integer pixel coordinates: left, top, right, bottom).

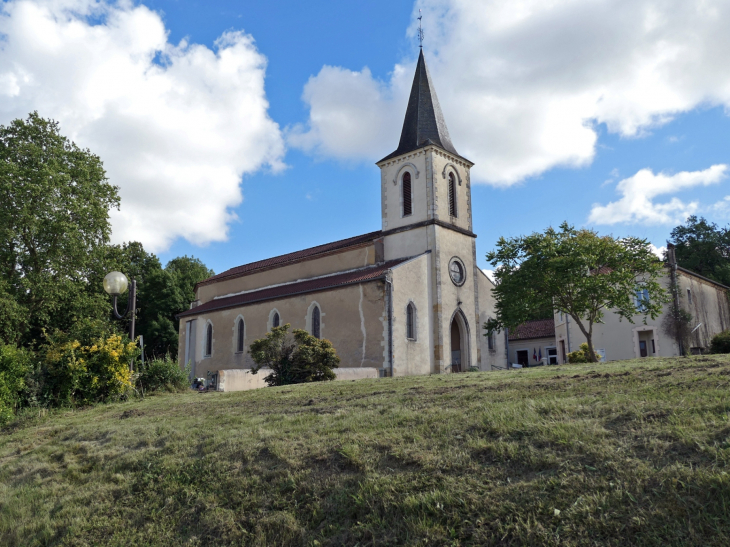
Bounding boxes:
376 50 480 374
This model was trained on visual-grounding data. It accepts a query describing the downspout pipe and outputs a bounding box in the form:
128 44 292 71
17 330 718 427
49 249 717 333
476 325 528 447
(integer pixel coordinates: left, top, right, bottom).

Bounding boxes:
505 328 510 370
566 315 571 355
385 275 394 377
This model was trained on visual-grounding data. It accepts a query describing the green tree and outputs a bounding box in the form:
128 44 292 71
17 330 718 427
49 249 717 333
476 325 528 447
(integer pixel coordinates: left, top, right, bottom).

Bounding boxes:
486 223 669 362
669 215 730 286
0 113 119 347
249 324 339 386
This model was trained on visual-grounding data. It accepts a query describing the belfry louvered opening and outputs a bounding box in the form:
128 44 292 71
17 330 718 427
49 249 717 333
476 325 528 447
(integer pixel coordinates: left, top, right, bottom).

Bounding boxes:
402 171 412 216
448 172 457 217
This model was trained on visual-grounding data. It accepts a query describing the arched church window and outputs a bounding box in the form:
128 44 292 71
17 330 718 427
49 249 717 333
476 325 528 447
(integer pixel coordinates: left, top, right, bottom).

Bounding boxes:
236 317 244 353
205 323 213 357
272 312 280 328
402 172 412 217
448 172 457 218
406 303 416 340
312 306 321 339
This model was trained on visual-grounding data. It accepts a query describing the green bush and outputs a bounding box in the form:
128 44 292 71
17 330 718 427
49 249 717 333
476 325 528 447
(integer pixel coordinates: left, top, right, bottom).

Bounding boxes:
568 343 591 363
0 344 33 424
43 332 138 406
710 330 730 354
250 324 339 386
137 355 189 392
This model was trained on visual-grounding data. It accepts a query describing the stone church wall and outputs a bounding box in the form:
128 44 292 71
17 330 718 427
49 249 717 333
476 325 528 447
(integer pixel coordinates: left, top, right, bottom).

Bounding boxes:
178 280 387 381
390 253 433 376
476 270 507 370
196 244 377 304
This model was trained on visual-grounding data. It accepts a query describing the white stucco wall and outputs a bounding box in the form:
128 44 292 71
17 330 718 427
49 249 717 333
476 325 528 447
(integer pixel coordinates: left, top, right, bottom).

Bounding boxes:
390 253 433 376
476 269 508 370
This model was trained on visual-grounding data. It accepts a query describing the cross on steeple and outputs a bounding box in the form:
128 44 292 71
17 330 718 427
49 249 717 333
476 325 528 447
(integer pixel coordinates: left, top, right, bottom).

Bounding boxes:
417 9 424 48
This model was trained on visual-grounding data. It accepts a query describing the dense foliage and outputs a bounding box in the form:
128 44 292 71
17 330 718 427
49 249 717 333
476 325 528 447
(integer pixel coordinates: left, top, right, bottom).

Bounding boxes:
0 112 119 348
0 344 32 424
670 216 730 286
137 355 190 393
250 324 339 386
0 113 212 419
486 222 669 362
710 330 730 354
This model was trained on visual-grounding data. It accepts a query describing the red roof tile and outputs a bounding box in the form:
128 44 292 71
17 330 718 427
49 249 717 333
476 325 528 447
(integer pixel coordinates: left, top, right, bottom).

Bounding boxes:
179 258 407 318
508 319 555 341
198 230 382 287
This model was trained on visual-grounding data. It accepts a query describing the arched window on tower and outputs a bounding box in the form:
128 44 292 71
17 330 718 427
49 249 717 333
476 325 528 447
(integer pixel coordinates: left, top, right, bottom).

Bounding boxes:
448 172 457 218
402 171 412 217
272 312 280 328
312 306 321 339
205 323 213 357
406 302 416 340
236 317 244 353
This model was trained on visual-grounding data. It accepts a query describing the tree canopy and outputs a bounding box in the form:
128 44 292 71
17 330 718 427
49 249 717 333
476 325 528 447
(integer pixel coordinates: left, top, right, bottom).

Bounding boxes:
0 112 119 346
486 223 669 362
669 216 730 286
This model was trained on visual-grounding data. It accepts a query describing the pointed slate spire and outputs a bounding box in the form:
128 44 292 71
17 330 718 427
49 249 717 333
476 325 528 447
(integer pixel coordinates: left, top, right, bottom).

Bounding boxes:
380 50 458 162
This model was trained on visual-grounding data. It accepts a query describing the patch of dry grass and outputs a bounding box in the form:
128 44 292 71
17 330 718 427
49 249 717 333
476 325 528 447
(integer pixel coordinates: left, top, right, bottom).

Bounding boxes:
1 355 729 546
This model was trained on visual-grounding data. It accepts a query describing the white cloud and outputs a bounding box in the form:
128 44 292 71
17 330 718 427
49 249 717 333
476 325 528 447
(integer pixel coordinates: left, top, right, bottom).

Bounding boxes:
482 269 496 283
588 165 728 226
290 0 730 185
0 0 284 252
649 244 667 259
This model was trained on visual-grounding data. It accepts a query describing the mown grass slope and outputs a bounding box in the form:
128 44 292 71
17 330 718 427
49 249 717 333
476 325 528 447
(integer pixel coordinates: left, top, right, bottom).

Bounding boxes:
1 355 730 546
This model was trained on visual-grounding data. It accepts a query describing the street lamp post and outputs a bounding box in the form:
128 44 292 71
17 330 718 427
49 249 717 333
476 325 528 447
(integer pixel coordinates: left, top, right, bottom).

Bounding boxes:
103 271 138 357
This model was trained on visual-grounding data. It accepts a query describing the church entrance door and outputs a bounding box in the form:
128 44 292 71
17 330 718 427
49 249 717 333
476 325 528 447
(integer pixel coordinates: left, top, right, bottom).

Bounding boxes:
450 317 463 372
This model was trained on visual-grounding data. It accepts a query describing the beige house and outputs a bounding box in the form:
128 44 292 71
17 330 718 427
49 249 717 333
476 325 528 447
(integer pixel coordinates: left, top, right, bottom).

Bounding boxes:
507 319 557 367
554 245 730 362
177 51 508 383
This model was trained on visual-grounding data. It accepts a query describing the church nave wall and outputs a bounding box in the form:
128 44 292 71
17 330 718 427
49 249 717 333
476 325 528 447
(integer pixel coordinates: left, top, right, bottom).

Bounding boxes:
179 281 388 381
196 244 378 304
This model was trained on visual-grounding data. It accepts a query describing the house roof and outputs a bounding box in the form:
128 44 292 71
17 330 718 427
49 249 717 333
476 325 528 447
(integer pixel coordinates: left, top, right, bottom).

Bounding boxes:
179 258 408 318
508 319 556 341
675 265 730 290
197 230 383 288
378 50 462 163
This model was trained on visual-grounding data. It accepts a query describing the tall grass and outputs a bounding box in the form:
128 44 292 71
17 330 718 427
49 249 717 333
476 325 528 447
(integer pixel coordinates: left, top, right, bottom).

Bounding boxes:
1 355 729 546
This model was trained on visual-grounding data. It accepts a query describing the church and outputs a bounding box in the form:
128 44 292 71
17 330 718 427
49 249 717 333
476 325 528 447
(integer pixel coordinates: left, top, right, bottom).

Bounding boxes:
177 51 507 382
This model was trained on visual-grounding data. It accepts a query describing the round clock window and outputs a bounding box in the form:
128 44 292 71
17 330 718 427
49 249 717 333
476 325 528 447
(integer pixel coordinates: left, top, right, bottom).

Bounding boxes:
449 258 466 286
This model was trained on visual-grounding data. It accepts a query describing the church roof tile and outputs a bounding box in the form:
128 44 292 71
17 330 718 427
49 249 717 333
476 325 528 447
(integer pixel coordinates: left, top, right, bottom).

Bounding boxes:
179 258 407 318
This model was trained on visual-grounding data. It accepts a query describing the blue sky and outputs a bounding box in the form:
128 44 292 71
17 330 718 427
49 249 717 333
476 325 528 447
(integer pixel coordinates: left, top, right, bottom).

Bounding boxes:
2 0 730 276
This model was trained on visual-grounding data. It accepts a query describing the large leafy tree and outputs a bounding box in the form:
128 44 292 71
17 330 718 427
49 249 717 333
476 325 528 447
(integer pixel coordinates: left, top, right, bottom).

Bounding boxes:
669 216 730 286
486 223 669 362
0 113 119 346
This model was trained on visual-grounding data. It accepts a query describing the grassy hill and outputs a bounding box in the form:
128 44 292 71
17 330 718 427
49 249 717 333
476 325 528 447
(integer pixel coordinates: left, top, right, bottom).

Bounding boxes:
1 355 729 546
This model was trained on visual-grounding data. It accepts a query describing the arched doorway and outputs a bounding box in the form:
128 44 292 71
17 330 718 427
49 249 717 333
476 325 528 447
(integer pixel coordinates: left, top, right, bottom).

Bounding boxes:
449 310 470 373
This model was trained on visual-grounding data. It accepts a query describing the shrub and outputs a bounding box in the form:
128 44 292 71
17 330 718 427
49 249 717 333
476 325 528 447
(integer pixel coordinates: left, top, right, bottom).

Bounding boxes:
43 333 138 406
0 344 32 424
568 343 591 364
137 355 189 392
710 330 730 354
250 324 339 386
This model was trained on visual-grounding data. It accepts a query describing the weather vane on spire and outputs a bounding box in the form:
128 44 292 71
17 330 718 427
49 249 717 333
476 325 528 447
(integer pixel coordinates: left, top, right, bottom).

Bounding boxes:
417 9 424 48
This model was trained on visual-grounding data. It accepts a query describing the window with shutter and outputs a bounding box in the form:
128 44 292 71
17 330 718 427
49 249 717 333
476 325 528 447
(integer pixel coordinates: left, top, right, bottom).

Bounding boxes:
448 172 457 217
403 172 412 216
312 306 320 339
236 318 244 353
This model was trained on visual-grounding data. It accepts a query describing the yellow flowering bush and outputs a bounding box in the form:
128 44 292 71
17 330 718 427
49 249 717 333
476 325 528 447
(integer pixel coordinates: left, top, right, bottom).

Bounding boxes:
44 333 138 405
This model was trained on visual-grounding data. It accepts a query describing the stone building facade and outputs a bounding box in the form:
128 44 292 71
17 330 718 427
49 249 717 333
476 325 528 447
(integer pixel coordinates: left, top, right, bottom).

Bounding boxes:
177 51 507 381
